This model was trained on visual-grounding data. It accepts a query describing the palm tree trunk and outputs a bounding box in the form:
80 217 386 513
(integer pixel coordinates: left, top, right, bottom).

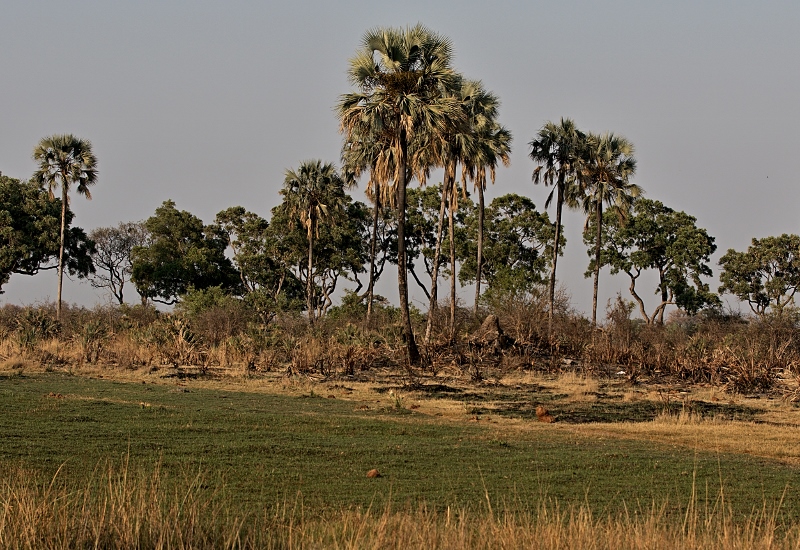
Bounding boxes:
592 199 602 327
548 185 564 339
424 174 450 344
448 191 457 343
365 193 380 326
474 184 485 314
397 130 420 365
57 185 67 322
307 222 314 326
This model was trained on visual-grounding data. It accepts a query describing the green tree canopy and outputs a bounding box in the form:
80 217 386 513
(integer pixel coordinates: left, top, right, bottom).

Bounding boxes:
459 194 560 299
214 206 304 322
0 174 94 293
268 194 369 320
586 198 718 324
131 200 239 305
719 234 800 319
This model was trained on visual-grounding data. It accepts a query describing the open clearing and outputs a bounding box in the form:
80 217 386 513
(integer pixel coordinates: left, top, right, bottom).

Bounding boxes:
1 364 798 523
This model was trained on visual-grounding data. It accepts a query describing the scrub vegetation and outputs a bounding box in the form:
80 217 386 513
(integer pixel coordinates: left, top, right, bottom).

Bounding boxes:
2 23 800 548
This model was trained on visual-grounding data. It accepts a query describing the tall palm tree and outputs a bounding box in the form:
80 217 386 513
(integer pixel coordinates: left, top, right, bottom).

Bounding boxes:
529 119 584 338
280 160 347 325
338 25 461 364
571 132 641 326
423 79 511 341
463 90 511 314
32 134 98 321
341 126 396 326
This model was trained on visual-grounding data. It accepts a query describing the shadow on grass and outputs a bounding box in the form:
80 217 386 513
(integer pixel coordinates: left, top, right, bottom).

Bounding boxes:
476 399 762 424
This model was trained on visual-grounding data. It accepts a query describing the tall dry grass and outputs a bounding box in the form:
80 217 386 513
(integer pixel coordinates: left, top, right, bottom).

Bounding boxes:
1 461 798 549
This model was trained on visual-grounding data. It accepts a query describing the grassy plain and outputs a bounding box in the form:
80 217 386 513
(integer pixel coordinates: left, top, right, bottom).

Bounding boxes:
0 367 798 508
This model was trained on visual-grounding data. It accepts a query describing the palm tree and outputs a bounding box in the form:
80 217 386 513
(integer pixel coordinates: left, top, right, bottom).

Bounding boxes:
423 79 511 342
341 126 397 326
529 119 584 338
571 132 641 326
280 160 347 325
32 134 98 321
338 25 461 364
463 88 511 314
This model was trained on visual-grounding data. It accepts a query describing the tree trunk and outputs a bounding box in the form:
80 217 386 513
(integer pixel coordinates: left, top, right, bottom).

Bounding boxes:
396 130 420 365
657 269 668 325
548 184 564 338
306 220 314 326
424 174 450 343
57 184 67 322
592 199 602 327
365 193 380 326
474 183 485 314
627 270 651 324
448 188 457 343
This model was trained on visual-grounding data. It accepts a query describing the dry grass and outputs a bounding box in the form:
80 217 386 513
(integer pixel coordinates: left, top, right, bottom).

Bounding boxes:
1 461 798 550
556 371 600 402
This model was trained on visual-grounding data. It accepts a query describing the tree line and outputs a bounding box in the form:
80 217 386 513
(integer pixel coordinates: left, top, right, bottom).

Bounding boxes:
2 25 799 366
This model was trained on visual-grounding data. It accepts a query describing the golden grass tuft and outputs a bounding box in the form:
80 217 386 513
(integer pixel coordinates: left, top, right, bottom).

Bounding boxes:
1 460 798 549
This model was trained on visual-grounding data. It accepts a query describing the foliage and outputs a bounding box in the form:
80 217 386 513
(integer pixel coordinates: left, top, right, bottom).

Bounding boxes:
131 200 240 305
719 234 800 319
404 184 466 299
31 134 98 319
460 194 560 298
0 174 95 293
278 160 352 323
269 195 369 319
571 132 641 325
338 24 463 364
88 222 148 304
529 118 585 331
586 198 719 323
214 206 304 321
176 286 253 347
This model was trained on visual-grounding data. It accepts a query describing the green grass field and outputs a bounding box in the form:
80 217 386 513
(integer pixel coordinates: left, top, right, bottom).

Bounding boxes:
1 371 796 524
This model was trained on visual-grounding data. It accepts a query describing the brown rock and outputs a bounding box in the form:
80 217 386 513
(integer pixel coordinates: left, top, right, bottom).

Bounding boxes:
366 469 382 478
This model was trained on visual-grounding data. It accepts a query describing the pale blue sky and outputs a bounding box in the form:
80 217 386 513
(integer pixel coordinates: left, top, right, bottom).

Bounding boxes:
1 1 798 316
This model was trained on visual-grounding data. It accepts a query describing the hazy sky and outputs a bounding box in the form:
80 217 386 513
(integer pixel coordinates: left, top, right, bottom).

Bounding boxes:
2 1 798 317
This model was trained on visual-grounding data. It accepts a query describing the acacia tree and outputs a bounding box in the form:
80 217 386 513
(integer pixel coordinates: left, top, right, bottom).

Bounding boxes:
587 199 718 324
88 222 147 304
32 134 98 320
0 173 94 293
719 234 800 319
572 132 641 326
279 161 348 324
338 25 462 364
529 119 584 336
